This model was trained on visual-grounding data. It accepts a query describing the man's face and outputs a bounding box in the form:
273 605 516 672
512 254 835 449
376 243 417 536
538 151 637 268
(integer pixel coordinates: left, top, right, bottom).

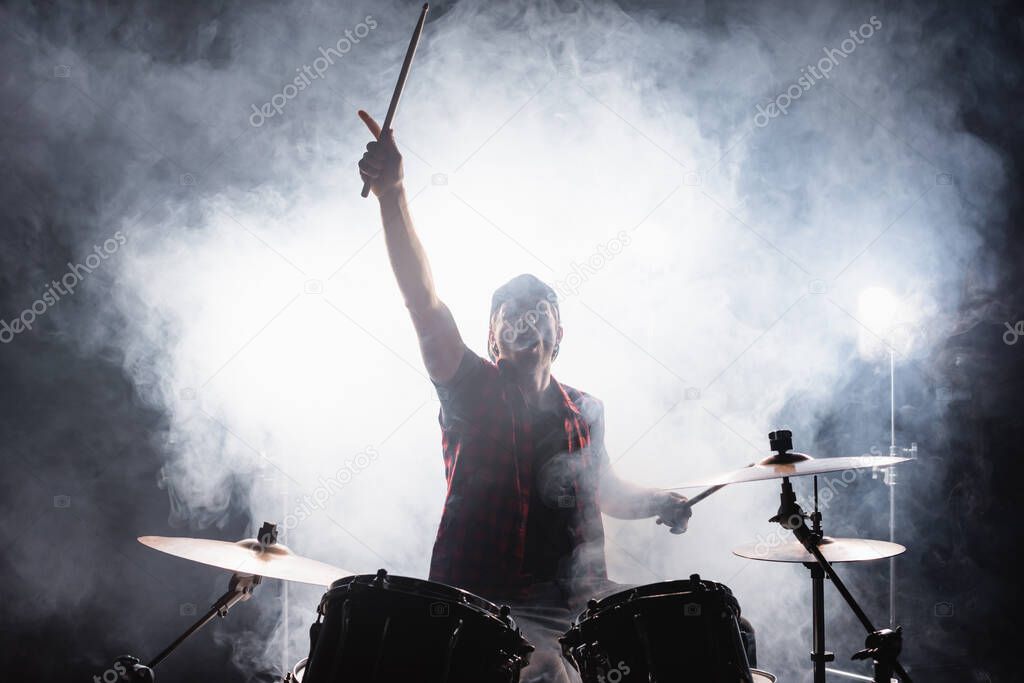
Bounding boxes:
491 298 562 370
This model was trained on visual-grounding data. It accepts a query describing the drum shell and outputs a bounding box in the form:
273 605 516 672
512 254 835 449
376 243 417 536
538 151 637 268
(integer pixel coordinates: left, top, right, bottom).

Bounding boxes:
303 574 533 683
561 578 755 683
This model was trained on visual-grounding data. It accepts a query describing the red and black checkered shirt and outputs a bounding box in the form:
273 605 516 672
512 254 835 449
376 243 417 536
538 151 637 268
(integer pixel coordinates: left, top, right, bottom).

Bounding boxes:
429 345 608 601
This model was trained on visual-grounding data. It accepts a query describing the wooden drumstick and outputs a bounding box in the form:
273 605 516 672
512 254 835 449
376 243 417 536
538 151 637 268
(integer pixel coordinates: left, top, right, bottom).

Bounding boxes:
361 3 429 198
662 461 758 509
684 484 726 506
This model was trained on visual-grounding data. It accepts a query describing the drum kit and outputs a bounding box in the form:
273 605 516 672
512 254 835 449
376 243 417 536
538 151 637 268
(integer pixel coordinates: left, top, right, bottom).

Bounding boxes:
105 429 916 683
86 2 925 677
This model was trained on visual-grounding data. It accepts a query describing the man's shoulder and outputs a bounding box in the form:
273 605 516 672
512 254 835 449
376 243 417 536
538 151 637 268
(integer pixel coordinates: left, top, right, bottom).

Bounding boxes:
436 345 497 389
558 381 603 424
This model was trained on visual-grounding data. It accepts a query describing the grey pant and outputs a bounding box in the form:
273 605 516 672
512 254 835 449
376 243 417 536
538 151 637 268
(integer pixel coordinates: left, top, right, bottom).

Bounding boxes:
504 580 757 683
505 580 618 683
510 600 580 683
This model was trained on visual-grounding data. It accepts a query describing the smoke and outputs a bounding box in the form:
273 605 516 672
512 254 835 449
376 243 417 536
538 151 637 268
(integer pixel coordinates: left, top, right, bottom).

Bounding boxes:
1 0 1018 680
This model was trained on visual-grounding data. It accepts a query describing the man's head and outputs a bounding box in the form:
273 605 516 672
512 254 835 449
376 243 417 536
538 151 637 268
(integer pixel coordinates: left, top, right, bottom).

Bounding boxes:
488 274 562 370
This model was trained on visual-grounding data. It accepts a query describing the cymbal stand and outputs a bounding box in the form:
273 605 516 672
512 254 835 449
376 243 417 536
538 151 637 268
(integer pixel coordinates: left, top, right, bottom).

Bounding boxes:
767 430 912 683
108 570 262 682
147 570 262 669
794 476 834 683
113 522 281 681
871 348 918 629
147 522 280 669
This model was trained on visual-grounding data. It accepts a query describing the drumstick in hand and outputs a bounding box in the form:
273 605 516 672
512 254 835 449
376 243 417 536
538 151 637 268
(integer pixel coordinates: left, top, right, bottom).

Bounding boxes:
360 3 429 198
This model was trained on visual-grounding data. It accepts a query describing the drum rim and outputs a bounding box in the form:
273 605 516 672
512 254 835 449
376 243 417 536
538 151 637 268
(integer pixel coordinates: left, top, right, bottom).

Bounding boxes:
573 578 738 622
326 573 502 614
322 573 536 644
315 575 536 665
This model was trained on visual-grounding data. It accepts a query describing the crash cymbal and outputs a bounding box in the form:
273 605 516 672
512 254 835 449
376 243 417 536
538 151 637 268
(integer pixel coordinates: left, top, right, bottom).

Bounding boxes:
667 453 909 490
733 536 906 564
138 535 350 586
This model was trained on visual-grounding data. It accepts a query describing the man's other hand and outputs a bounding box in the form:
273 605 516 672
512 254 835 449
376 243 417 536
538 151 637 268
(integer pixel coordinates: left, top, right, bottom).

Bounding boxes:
654 491 692 534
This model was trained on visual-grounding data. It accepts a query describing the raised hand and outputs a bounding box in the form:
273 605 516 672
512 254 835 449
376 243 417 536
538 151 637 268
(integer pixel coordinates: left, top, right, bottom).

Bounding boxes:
357 110 404 198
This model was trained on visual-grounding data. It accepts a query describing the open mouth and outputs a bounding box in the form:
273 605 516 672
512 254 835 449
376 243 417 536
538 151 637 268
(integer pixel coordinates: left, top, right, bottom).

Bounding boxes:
513 335 541 352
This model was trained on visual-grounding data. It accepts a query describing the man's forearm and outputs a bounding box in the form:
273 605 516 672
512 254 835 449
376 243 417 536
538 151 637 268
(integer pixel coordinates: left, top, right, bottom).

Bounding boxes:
378 186 439 314
600 475 665 519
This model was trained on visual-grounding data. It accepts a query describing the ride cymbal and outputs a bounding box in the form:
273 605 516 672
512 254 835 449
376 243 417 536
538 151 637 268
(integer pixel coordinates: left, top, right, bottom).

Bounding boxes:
667 453 909 490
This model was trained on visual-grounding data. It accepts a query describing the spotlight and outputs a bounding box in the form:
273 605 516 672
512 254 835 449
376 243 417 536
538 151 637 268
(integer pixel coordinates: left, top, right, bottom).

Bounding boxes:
855 285 924 362
856 286 898 335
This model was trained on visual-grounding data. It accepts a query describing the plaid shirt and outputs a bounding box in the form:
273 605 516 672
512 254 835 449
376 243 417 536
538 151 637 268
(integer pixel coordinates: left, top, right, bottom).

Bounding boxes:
429 346 608 601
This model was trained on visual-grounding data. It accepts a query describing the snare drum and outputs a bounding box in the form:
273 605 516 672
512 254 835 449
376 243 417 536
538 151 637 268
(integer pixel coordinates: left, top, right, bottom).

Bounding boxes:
561 574 772 683
301 570 534 683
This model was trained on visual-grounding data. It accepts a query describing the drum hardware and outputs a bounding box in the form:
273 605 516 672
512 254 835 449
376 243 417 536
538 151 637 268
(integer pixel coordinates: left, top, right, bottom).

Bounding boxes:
667 449 909 491
108 655 155 683
560 576 760 682
824 668 875 682
104 522 352 681
283 657 308 683
732 535 905 564
138 522 351 586
441 616 462 682
302 570 534 683
664 443 910 539
634 610 656 676
105 556 262 681
111 426 916 683
145 522 291 672
871 339 920 631
148 569 261 669
763 430 912 683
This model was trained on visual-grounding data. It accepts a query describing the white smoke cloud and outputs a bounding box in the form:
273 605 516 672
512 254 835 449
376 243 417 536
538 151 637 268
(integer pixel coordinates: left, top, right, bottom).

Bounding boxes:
5 0 1006 679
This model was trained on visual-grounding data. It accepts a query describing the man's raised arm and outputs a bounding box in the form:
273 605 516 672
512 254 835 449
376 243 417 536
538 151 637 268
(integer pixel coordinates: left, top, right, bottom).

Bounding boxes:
357 110 464 384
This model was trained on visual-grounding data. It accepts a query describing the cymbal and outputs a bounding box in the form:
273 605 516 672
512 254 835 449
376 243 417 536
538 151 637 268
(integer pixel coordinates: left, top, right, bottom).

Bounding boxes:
733 536 906 564
667 452 909 490
139 535 351 586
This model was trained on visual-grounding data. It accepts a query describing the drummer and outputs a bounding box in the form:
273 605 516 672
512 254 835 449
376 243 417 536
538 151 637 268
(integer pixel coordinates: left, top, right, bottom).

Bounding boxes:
357 112 728 682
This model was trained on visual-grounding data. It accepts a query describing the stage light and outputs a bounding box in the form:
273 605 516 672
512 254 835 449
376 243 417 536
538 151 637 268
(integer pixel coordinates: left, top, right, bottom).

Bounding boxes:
857 286 898 335
855 286 919 360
